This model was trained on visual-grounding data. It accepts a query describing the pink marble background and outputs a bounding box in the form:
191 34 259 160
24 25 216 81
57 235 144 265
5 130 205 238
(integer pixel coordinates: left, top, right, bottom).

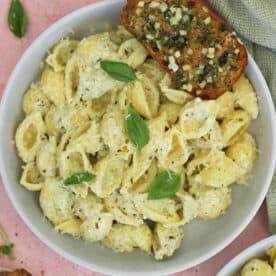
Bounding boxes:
0 0 270 275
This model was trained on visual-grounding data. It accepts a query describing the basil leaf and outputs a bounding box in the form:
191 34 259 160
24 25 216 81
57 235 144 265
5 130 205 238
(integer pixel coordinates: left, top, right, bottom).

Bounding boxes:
64 172 95 186
126 106 150 150
8 0 27 38
0 225 14 259
148 171 181 200
0 243 14 258
100 60 137 82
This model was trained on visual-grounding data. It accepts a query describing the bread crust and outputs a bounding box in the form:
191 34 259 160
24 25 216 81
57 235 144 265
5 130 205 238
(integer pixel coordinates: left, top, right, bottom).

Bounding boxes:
0 269 32 276
121 0 248 99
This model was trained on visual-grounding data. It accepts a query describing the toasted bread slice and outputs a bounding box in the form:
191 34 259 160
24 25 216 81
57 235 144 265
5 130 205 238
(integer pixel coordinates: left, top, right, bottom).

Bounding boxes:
0 269 31 276
121 0 248 99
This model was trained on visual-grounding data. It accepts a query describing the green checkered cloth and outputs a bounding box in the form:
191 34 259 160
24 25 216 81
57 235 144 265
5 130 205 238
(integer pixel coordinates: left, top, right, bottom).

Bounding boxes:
208 0 276 232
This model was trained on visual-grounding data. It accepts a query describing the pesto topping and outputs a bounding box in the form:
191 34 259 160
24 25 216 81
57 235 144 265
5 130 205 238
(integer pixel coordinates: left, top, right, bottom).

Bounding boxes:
131 0 242 91
218 52 229 67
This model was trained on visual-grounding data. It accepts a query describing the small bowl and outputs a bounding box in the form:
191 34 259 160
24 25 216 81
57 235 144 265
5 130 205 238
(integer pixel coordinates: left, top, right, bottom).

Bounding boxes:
0 1 276 275
218 235 276 275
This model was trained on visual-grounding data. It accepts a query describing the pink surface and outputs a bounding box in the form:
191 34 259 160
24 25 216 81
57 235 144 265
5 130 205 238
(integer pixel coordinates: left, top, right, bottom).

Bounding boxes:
0 0 270 275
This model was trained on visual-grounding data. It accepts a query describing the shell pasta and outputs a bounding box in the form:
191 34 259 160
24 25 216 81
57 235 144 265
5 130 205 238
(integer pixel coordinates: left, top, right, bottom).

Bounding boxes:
15 26 258 260
240 246 276 275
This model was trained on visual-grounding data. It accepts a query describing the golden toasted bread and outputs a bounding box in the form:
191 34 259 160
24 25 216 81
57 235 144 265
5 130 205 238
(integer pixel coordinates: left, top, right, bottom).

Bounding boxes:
0 269 31 276
121 0 248 99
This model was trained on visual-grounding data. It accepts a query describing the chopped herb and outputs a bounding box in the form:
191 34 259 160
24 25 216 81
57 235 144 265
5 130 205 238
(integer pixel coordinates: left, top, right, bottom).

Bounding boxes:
146 21 155 32
64 172 96 186
166 39 175 48
8 0 27 38
164 10 172 21
203 64 215 75
100 60 137 82
176 74 188 85
194 73 205 83
218 52 229 67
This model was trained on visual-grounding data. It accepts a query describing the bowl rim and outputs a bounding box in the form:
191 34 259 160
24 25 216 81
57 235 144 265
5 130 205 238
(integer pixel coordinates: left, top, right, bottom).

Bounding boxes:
0 1 276 275
218 235 276 275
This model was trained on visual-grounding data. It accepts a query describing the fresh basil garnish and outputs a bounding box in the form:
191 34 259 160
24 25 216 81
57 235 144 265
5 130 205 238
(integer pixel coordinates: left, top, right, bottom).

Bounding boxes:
0 244 14 258
64 172 95 186
8 0 27 38
100 60 137 82
0 224 14 259
126 106 150 150
148 171 181 200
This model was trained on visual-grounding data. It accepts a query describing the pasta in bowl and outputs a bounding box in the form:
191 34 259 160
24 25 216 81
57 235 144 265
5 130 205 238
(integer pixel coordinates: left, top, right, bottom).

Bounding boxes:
218 236 276 276
240 246 276 275
15 26 258 260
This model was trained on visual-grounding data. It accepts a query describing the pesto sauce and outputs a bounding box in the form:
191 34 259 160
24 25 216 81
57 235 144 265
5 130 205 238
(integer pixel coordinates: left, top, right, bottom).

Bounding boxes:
218 52 229 67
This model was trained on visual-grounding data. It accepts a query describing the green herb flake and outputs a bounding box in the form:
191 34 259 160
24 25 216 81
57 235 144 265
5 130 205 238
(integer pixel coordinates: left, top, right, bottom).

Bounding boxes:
8 0 27 38
218 52 229 67
64 172 96 186
0 224 14 259
164 10 172 21
100 60 137 82
148 171 181 200
0 243 14 258
126 106 150 150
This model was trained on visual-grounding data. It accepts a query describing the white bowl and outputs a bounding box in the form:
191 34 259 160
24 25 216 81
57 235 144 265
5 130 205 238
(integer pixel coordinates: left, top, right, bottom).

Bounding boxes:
218 235 276 275
0 1 275 275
